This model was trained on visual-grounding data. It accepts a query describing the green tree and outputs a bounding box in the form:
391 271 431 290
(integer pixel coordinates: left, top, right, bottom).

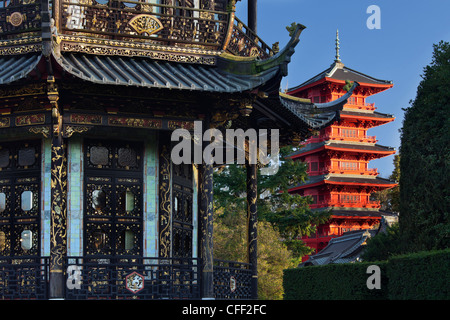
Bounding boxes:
213 208 294 300
360 222 408 262
371 154 400 212
399 41 450 251
213 146 331 263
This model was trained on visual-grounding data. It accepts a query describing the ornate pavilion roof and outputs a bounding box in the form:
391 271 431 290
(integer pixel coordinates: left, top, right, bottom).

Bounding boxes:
288 59 393 94
0 0 359 139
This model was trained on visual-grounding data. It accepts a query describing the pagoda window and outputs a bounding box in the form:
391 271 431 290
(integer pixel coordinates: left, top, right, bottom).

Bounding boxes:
347 97 356 105
340 194 360 203
341 128 357 138
84 139 143 257
340 161 358 171
310 162 318 172
0 140 41 257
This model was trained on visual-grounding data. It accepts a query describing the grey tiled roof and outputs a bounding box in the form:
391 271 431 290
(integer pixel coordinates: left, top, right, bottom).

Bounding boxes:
0 53 42 84
289 61 392 91
55 52 279 93
300 229 377 266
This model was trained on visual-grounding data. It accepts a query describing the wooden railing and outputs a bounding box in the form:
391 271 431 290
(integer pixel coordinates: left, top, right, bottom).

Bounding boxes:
309 199 380 209
226 16 273 59
0 0 275 59
0 0 43 40
60 0 230 48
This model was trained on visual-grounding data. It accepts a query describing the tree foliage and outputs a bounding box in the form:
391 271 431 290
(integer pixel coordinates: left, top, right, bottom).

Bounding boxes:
371 154 400 213
213 209 294 300
213 146 331 264
399 40 450 251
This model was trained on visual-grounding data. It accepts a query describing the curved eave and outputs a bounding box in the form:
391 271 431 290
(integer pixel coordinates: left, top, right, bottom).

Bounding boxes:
340 111 395 123
289 176 397 192
290 142 396 159
52 51 280 93
273 81 359 130
217 23 306 77
0 53 43 85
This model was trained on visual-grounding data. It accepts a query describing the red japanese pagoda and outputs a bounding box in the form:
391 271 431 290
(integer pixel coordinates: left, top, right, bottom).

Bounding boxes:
288 31 397 261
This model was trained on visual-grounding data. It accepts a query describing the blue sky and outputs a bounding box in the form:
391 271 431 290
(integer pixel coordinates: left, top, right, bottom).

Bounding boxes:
235 0 450 177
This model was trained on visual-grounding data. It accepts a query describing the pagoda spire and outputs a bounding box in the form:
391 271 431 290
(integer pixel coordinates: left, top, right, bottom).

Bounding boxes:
335 29 341 63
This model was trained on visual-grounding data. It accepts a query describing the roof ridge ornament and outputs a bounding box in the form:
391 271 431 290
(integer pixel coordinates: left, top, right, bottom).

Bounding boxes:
335 29 341 63
331 29 345 69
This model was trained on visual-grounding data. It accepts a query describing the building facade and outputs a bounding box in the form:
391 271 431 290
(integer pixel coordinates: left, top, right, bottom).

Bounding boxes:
288 32 397 261
0 1 357 299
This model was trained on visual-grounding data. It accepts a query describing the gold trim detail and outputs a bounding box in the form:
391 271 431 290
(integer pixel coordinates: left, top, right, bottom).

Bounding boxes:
29 126 50 138
128 14 163 35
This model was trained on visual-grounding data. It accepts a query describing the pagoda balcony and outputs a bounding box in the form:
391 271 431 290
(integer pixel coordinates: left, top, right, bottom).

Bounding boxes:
307 166 379 176
307 134 378 144
0 256 253 299
344 101 376 111
310 199 380 209
0 0 274 59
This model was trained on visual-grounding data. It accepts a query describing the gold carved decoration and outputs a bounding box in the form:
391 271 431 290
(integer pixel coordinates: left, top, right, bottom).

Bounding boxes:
128 15 164 35
62 125 92 138
29 126 50 138
8 12 24 27
15 114 45 126
0 118 10 128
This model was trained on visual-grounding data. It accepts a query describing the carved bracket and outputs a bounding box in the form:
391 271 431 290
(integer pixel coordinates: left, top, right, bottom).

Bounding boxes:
62 125 93 138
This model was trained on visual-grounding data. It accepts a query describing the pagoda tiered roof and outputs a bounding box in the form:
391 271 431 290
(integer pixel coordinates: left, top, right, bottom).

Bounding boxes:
288 60 393 95
289 141 396 159
289 174 397 192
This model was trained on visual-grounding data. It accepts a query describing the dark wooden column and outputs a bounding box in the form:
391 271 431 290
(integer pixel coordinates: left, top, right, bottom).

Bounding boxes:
248 0 257 33
198 120 214 299
158 133 172 258
199 162 214 298
246 162 258 299
48 77 67 299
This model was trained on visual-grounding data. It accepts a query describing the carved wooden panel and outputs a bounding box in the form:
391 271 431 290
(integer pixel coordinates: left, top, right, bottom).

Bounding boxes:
0 140 41 258
83 139 143 257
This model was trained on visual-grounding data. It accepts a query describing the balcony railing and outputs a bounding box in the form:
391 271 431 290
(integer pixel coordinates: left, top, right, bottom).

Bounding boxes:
309 199 381 209
60 0 230 48
0 0 43 40
307 134 378 144
0 256 49 300
307 166 378 176
226 16 273 59
344 101 377 111
64 256 202 299
214 259 252 300
0 256 253 299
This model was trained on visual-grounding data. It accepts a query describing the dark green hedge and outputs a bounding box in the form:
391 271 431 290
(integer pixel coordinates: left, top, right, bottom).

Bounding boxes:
283 261 388 300
387 249 450 299
283 249 450 300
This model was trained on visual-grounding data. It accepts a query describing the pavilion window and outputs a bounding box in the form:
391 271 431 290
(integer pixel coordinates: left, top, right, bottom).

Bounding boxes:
84 139 143 257
0 140 41 258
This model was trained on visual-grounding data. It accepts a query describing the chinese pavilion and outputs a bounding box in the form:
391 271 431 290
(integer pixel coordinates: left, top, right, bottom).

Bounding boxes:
0 1 357 299
288 31 397 261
